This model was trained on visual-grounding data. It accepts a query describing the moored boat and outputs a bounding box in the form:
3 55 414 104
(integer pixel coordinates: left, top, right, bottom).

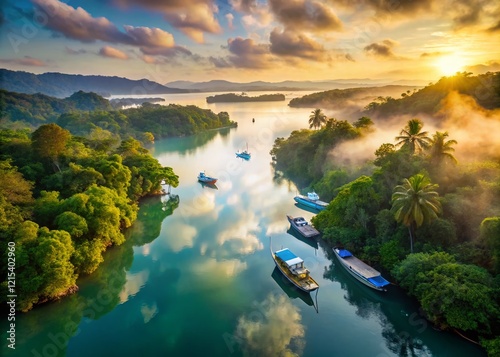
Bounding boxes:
271 246 319 293
236 143 251 159
333 248 390 291
287 215 319 238
294 191 328 211
197 171 217 184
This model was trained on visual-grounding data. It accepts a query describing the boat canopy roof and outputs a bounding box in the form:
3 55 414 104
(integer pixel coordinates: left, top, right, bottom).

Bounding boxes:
275 248 303 266
367 275 390 288
337 249 353 258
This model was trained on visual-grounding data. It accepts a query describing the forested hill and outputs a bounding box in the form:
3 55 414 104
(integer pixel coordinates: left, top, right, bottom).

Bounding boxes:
1 89 236 142
288 85 419 108
1 89 113 124
364 71 500 117
0 69 190 98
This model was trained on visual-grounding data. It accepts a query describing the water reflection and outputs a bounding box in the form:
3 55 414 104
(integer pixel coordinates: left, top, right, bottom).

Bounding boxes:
153 127 231 156
286 227 319 250
8 195 179 357
271 267 314 307
233 293 306 357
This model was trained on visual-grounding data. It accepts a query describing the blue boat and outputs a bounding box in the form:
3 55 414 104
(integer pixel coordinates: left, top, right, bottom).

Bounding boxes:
333 248 390 291
294 191 328 211
236 143 251 160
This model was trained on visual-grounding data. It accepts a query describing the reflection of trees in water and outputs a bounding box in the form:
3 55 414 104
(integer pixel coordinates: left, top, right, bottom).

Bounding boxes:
323 260 434 357
155 127 232 156
13 196 178 357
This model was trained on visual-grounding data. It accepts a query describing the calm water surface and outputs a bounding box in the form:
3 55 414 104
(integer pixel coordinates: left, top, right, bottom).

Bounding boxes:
4 92 486 357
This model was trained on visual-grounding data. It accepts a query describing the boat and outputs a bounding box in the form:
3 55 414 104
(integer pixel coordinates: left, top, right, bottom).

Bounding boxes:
236 143 251 159
271 245 319 293
197 171 217 184
332 248 390 291
293 191 328 211
287 215 319 238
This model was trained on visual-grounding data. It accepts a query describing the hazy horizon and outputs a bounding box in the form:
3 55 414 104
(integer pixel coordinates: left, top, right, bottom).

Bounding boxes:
0 1 499 84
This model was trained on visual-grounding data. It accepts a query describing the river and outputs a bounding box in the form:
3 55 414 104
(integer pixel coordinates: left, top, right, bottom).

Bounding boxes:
4 92 486 357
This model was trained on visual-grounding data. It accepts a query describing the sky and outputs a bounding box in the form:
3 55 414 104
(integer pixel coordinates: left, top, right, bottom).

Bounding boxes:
0 0 499 84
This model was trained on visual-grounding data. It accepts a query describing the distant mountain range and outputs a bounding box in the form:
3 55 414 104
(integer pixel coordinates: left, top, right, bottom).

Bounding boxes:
0 68 430 98
0 69 190 98
165 78 430 92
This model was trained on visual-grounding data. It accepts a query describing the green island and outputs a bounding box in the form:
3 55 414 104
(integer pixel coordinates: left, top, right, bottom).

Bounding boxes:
206 92 285 103
271 72 500 355
0 90 236 311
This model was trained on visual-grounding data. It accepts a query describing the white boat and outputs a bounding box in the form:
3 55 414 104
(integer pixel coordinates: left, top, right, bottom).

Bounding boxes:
333 248 390 291
294 191 328 211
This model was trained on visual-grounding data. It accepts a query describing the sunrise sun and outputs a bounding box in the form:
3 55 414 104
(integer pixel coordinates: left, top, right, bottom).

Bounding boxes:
435 54 466 76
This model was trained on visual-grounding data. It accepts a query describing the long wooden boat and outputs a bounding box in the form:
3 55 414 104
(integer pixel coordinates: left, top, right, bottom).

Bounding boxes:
271 246 319 293
333 248 390 291
287 215 319 238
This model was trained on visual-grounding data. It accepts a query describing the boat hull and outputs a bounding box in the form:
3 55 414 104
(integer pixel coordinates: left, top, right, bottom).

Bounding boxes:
293 196 327 211
333 248 388 291
235 152 251 160
198 177 217 184
272 253 319 293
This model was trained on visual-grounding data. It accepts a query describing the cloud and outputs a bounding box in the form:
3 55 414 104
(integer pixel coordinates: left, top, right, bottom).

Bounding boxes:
364 39 398 58
0 56 47 66
65 47 87 55
234 294 305 356
212 37 273 68
113 0 221 43
465 61 500 74
99 46 129 60
270 28 326 61
226 13 235 29
32 0 181 54
269 0 342 32
333 0 434 17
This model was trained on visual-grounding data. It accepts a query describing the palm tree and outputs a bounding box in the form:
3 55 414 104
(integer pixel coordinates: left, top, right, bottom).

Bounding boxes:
428 131 457 165
309 109 327 130
395 119 431 154
391 173 441 253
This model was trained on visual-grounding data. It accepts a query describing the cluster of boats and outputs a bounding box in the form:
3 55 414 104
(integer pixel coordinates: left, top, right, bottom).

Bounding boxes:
198 153 389 295
271 190 390 295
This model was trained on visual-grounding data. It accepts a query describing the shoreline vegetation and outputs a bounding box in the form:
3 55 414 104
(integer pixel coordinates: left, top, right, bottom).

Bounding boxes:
0 90 236 311
206 92 285 103
270 72 500 355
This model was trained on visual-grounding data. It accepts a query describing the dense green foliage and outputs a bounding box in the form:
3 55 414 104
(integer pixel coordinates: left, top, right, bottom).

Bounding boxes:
206 92 285 103
272 86 500 352
288 85 418 108
364 72 500 117
0 89 112 125
1 89 236 146
0 125 179 311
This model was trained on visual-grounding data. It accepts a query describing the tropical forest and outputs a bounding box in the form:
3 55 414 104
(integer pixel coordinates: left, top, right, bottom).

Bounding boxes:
270 72 500 355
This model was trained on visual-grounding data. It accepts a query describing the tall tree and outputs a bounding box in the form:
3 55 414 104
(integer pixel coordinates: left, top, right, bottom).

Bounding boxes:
428 131 458 165
308 108 327 130
395 119 431 154
31 123 71 172
391 173 441 253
